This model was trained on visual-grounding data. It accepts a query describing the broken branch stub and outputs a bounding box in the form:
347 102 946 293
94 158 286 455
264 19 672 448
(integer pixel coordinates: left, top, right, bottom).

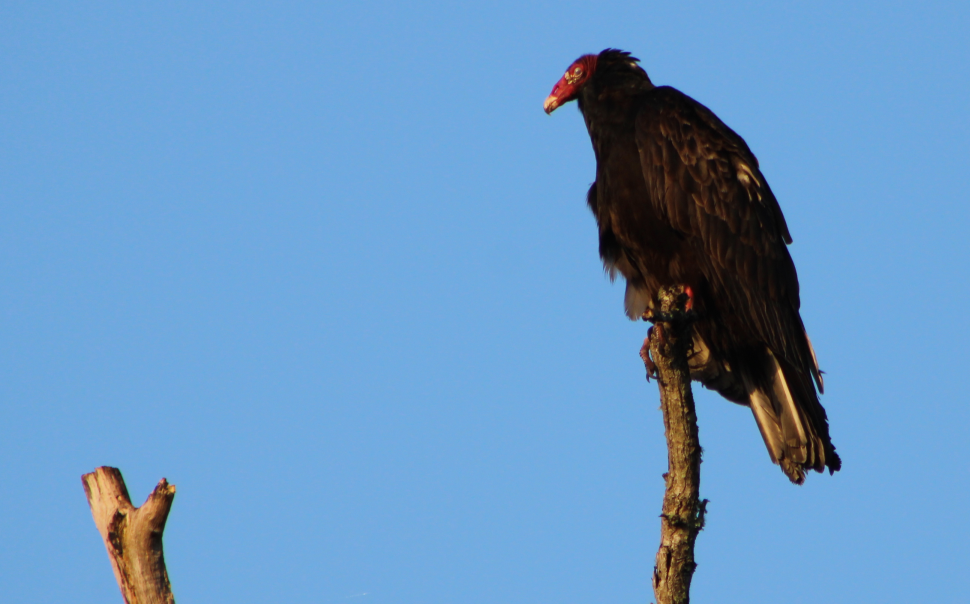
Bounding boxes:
82 466 177 604
645 286 705 604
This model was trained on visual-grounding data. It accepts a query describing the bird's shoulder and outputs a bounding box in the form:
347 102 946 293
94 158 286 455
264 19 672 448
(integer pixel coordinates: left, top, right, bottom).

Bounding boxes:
636 86 755 164
634 85 793 247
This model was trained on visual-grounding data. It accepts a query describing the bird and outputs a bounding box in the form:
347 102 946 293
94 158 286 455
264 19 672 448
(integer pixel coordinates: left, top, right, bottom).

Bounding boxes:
544 49 840 483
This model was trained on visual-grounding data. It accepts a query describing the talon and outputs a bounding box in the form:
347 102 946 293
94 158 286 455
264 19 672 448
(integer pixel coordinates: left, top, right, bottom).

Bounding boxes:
640 330 658 381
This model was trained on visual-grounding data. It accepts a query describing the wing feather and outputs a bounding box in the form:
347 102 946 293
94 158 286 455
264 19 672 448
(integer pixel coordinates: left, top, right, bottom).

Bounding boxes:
635 86 811 374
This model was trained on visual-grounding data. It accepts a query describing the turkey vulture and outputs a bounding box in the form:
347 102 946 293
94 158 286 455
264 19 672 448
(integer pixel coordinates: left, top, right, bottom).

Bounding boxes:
544 49 840 483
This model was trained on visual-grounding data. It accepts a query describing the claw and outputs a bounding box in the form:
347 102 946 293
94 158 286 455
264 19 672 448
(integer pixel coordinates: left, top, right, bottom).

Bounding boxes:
640 329 658 381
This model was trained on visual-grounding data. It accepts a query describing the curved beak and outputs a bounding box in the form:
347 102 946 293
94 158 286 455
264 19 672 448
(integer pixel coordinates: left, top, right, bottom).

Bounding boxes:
544 76 575 115
543 94 560 114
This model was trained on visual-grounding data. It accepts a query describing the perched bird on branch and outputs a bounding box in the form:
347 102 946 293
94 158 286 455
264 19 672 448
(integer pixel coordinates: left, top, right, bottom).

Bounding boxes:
544 49 840 483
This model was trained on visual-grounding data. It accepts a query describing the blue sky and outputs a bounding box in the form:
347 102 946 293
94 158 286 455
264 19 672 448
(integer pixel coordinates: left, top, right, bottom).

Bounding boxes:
2 2 968 602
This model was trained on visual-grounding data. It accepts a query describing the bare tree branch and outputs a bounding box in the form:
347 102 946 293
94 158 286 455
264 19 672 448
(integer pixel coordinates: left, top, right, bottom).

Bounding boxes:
643 286 706 604
82 466 177 604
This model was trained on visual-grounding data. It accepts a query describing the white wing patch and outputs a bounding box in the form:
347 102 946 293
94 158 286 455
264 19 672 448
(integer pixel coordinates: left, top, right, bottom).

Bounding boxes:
735 161 763 201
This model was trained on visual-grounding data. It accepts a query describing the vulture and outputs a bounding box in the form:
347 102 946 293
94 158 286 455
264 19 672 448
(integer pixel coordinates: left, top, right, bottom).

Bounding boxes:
544 49 840 483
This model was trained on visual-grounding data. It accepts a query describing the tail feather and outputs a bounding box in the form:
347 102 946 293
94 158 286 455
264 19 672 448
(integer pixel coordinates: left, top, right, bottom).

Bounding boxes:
743 350 837 483
687 330 840 483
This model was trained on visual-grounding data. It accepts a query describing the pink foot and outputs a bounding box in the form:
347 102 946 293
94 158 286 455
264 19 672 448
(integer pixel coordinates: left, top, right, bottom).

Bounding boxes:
640 329 658 381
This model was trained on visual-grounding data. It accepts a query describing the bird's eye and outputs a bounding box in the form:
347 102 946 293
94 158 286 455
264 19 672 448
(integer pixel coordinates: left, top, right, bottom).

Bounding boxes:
564 66 584 85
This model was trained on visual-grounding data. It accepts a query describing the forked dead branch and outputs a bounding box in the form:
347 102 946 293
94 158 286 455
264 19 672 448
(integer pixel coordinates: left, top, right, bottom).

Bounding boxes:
82 466 177 604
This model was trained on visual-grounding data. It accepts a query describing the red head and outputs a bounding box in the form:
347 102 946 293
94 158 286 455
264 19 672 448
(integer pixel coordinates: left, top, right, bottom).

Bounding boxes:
543 54 598 114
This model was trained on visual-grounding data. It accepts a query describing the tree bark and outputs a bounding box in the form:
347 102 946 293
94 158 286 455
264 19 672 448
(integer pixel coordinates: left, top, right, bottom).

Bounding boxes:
643 286 705 604
82 466 177 604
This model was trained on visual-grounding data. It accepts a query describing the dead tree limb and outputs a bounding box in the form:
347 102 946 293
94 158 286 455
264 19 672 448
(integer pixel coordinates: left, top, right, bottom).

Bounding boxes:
82 466 177 604
642 286 706 604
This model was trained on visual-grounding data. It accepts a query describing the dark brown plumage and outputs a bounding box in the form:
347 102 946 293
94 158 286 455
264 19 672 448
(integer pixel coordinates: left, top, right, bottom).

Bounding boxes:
545 49 840 483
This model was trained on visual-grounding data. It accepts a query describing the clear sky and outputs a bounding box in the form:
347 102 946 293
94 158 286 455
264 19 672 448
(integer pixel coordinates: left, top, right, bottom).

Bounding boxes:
2 2 968 603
